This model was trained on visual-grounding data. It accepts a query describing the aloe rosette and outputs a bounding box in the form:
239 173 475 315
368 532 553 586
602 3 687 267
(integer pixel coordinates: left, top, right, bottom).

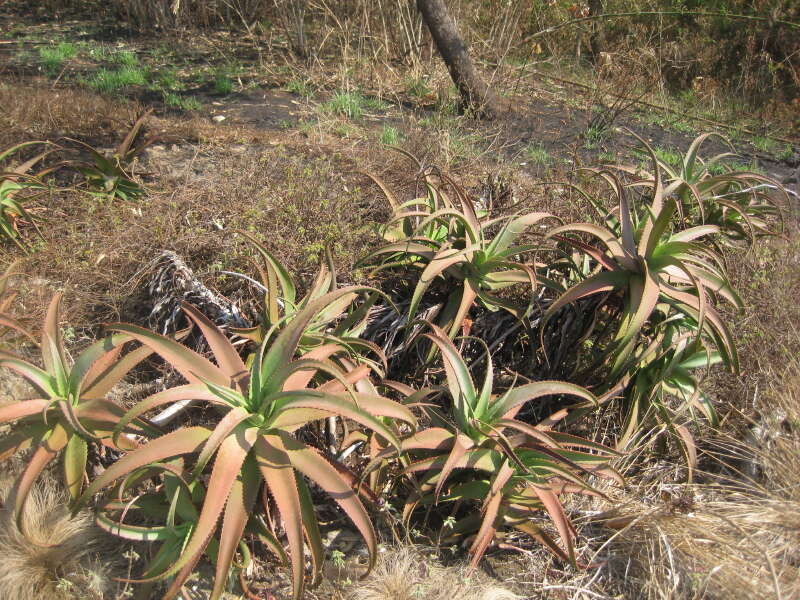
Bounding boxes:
363 182 557 341
74 289 417 599
543 144 741 379
366 325 621 566
0 293 158 517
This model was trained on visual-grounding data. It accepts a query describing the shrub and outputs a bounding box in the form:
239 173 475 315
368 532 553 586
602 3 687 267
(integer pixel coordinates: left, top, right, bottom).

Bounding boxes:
542 138 751 465
544 159 740 381
652 133 787 242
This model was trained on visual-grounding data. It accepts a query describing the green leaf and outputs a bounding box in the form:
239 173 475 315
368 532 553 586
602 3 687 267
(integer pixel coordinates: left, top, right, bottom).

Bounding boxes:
108 323 227 387
259 287 374 386
424 326 477 431
68 334 131 399
64 434 88 501
485 212 554 257
75 427 212 511
255 434 305 600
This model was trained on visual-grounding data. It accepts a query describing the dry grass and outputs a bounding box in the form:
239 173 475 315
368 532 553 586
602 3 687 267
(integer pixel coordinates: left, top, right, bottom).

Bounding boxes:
0 81 276 155
586 366 800 600
340 546 518 600
0 82 135 147
492 426 800 600
585 492 800 599
0 474 111 600
760 371 800 503
0 94 391 330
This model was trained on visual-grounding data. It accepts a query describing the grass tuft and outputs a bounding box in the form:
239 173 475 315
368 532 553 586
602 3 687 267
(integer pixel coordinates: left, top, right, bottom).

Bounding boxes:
379 125 401 145
285 78 314 98
523 143 551 166
583 124 608 149
404 76 432 99
213 73 233 95
151 67 181 92
0 476 110 600
109 50 138 66
346 546 519 600
322 91 386 120
163 92 201 111
38 42 77 76
87 67 147 94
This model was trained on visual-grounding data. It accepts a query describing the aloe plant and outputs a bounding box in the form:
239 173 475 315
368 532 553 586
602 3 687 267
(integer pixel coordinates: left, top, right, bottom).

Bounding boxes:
544 144 741 380
67 109 157 201
96 460 217 594
363 178 555 342
231 232 382 362
75 291 417 600
636 133 787 241
367 326 621 566
362 157 470 247
0 141 59 250
619 316 722 473
337 370 435 494
0 293 159 517
97 458 285 599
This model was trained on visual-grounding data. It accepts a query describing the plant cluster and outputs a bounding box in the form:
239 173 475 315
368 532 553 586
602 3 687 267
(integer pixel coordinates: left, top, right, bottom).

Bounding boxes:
0 112 156 250
66 109 158 201
0 135 789 598
0 141 59 250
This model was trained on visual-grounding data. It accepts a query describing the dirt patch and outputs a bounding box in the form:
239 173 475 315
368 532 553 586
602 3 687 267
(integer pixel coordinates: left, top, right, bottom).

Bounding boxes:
203 89 303 130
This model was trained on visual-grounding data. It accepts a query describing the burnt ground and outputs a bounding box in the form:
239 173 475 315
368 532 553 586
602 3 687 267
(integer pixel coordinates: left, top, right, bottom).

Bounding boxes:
142 84 800 192
140 79 800 172
2 12 799 190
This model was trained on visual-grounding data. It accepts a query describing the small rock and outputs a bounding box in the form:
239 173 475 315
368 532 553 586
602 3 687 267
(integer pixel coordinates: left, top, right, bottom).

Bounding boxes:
211 115 226 123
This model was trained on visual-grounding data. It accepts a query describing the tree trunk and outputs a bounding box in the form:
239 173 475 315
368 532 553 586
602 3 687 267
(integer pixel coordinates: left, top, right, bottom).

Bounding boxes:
588 0 604 64
416 0 500 119
274 0 307 58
